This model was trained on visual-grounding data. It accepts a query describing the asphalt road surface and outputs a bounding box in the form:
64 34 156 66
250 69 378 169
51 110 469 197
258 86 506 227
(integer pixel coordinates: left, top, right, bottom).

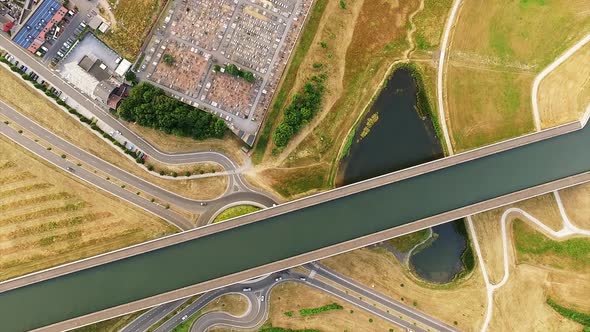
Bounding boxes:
132 267 456 332
0 33 274 209
0 102 275 229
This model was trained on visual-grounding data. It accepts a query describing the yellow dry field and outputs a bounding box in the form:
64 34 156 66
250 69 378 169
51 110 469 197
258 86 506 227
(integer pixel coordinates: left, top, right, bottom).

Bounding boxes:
410 0 453 58
322 248 486 331
253 0 421 199
266 282 400 331
559 182 590 229
470 211 505 284
99 0 165 60
127 123 247 166
471 192 566 283
0 137 176 281
446 64 535 151
0 67 228 200
538 42 590 128
489 265 584 331
201 294 249 317
446 0 590 150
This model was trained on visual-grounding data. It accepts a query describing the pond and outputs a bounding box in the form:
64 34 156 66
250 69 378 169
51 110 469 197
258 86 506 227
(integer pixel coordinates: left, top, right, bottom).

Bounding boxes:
338 65 469 283
409 221 468 283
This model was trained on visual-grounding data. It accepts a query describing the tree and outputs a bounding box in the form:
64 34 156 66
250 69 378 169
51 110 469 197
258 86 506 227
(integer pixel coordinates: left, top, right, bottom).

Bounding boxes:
124 71 138 85
243 71 255 83
162 54 174 65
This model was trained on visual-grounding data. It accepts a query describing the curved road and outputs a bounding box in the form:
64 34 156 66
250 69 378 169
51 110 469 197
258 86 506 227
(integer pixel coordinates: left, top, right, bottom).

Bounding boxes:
0 101 275 229
127 267 458 332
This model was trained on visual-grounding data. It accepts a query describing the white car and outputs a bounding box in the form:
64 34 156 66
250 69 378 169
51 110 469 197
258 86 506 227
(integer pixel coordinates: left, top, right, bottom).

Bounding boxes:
181 315 188 321
260 295 265 302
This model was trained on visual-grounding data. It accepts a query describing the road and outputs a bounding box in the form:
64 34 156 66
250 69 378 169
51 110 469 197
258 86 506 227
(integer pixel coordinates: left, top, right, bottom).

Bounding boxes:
132 266 456 332
0 32 260 196
0 101 275 229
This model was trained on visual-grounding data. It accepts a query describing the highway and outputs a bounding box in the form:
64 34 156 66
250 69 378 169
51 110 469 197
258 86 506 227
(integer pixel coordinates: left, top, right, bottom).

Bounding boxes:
0 101 275 229
126 267 454 332
0 33 265 200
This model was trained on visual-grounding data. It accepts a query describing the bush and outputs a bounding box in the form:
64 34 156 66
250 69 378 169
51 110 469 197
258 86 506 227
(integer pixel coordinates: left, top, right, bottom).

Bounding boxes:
273 75 325 147
147 164 154 171
223 64 255 82
299 303 343 316
117 82 226 140
185 171 191 177
61 154 66 159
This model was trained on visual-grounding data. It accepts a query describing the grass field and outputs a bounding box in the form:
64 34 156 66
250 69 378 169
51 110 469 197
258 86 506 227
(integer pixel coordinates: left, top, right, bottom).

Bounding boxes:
538 41 590 128
446 64 535 151
265 282 399 331
251 0 421 199
388 229 430 252
513 219 590 272
0 137 176 281
0 66 228 201
411 0 453 56
322 247 486 330
558 182 590 229
213 205 261 223
446 0 590 150
99 0 165 60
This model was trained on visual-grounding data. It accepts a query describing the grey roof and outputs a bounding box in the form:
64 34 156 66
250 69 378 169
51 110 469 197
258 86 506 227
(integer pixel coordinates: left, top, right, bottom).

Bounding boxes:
93 80 116 103
78 55 94 71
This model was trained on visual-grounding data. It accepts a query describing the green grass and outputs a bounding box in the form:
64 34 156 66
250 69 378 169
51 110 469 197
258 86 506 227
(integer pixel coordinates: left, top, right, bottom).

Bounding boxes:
388 229 430 252
252 0 328 163
213 205 262 223
170 310 202 332
513 219 590 264
546 298 590 327
299 303 343 316
339 127 356 160
260 326 319 332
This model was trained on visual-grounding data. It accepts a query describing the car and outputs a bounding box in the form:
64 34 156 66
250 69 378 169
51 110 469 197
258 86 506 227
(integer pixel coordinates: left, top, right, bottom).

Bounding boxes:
299 277 306 281
274 276 282 282
260 295 265 302
65 166 74 172
200 202 207 206
242 287 252 292
181 315 188 321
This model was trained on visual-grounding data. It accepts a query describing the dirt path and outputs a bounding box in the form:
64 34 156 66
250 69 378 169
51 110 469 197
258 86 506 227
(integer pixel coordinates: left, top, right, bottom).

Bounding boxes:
98 0 118 27
468 190 590 332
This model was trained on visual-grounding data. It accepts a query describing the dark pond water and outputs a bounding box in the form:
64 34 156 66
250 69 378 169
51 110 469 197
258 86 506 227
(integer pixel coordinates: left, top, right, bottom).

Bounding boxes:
339 66 468 283
339 67 443 185
409 221 468 283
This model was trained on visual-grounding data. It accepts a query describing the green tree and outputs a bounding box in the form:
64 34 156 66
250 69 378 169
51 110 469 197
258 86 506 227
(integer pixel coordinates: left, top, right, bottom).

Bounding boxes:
162 54 175 65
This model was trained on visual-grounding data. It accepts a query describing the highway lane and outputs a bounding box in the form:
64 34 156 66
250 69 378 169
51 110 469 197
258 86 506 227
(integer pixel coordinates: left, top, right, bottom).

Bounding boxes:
120 299 188 332
0 117 191 229
0 102 275 228
0 33 260 195
147 269 450 332
306 263 458 332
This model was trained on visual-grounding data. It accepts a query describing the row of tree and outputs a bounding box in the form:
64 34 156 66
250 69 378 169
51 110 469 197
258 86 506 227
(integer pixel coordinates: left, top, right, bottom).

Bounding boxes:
273 74 326 147
118 82 226 140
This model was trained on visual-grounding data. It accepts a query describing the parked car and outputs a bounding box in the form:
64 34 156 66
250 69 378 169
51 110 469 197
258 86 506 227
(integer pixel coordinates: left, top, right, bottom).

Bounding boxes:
242 287 252 292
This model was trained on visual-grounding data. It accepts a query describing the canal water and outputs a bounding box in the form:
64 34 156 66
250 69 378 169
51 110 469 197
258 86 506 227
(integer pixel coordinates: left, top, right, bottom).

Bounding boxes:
339 66 467 283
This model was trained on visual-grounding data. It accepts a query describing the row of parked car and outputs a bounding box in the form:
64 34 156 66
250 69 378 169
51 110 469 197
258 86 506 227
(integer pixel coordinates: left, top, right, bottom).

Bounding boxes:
50 21 88 67
3 53 62 98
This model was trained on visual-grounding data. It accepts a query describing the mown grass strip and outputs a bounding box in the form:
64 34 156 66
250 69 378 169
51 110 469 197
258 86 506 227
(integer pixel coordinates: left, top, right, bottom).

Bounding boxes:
546 298 590 327
252 0 328 163
299 302 343 316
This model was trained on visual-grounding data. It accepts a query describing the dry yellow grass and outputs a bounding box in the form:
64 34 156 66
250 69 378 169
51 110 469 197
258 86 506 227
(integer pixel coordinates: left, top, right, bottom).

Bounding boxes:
265 281 400 332
0 136 176 281
538 41 590 128
446 0 590 150
201 294 249 317
446 64 535 151
558 182 590 229
99 0 165 60
0 66 228 200
127 123 247 166
253 0 421 199
322 248 486 331
489 265 584 331
470 210 505 284
513 193 563 232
